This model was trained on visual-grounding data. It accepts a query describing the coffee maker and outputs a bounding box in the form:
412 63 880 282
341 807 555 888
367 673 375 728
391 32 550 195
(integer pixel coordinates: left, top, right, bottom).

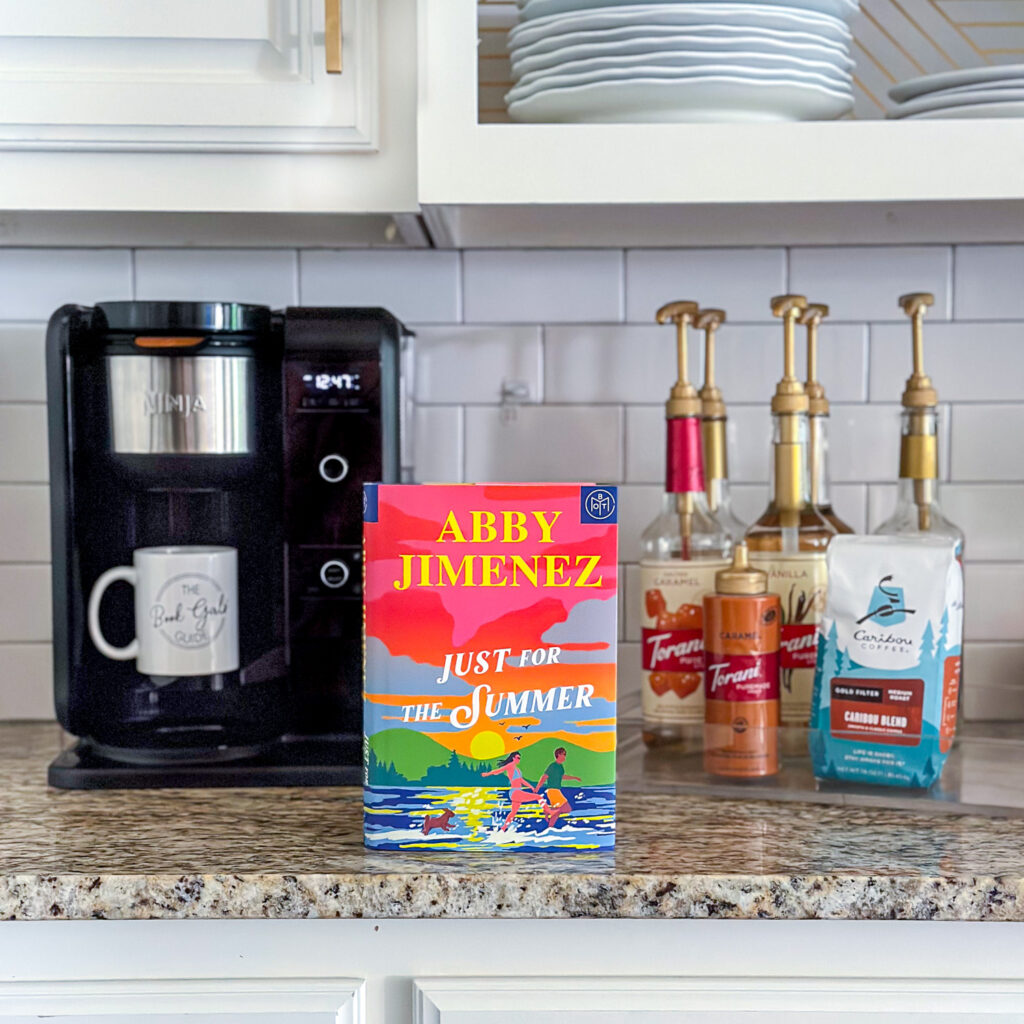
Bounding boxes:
45 301 404 788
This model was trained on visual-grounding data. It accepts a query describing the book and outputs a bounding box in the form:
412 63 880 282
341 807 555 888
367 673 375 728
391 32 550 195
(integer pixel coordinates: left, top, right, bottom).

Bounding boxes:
363 483 618 851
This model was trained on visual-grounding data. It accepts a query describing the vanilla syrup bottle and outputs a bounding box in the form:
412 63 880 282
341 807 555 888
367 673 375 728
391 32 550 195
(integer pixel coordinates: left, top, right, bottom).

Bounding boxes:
746 295 836 728
641 301 731 749
800 302 853 535
874 293 963 552
697 308 748 543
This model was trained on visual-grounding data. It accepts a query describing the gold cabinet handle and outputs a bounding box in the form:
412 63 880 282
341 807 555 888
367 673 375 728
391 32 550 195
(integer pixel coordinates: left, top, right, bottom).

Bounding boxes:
325 0 343 74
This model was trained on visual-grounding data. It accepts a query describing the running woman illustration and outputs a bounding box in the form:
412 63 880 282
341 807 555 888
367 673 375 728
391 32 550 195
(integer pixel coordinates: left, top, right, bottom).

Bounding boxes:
481 751 545 831
536 746 582 827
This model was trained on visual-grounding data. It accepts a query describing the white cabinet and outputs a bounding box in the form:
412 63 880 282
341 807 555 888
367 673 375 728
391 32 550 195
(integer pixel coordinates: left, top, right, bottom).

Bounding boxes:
415 977 1024 1023
0 0 417 215
0 978 363 1023
0 1 376 153
416 0 1024 246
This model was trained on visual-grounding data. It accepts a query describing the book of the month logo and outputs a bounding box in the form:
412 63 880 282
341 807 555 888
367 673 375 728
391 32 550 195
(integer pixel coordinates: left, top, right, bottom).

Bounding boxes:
581 486 617 524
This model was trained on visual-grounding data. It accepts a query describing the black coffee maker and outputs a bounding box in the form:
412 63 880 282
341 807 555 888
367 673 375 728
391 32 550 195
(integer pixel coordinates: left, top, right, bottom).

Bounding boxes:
46 302 404 788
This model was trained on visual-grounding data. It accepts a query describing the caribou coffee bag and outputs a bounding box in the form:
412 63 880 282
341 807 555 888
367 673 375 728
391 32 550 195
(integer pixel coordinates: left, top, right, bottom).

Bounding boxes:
809 535 963 788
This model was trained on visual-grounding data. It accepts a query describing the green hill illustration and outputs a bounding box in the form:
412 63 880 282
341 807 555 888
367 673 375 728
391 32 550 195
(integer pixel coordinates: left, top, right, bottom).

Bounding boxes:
367 729 614 787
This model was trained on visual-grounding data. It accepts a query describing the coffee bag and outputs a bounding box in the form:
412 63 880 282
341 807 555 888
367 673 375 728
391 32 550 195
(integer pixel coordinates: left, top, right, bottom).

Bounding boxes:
809 535 963 788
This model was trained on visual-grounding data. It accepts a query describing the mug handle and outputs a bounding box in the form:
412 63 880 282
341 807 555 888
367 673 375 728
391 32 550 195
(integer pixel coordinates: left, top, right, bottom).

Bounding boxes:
87 567 140 661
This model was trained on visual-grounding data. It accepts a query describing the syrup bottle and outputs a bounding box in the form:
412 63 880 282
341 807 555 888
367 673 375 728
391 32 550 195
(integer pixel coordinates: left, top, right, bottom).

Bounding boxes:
800 302 854 535
746 295 835 728
641 301 731 749
874 293 963 553
703 542 782 778
697 307 747 542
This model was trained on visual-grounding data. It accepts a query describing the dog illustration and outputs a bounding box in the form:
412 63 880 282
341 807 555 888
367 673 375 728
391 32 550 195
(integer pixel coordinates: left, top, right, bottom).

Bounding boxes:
422 808 456 835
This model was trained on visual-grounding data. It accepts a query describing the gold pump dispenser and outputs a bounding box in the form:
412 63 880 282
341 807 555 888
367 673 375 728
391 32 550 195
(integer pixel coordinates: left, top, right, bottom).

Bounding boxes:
874 293 963 550
656 301 702 557
640 302 730 748
800 303 853 534
696 307 746 541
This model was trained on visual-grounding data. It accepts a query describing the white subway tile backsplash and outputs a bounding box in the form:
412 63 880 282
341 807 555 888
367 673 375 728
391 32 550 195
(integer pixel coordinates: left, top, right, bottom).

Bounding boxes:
463 405 622 483
625 563 642 642
830 484 869 534
624 406 663 484
951 404 1024 481
0 324 46 403
299 250 461 323
413 325 542 404
617 641 641 697
955 246 1024 321
867 483 897 532
0 486 49 563
790 246 952 321
0 406 48 482
413 406 463 483
964 564 1024 641
0 249 131 321
618 484 663 562
134 249 297 308
730 484 770 527
545 325 671 403
0 566 50 642
625 248 786 324
869 322 1024 402
463 250 623 323
963 643 1024 718
726 405 773 483
941 485 1024 562
0 645 54 719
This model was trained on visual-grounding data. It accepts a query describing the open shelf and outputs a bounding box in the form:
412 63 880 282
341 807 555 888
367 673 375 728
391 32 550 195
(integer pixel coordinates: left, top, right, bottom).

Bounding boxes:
418 0 1024 246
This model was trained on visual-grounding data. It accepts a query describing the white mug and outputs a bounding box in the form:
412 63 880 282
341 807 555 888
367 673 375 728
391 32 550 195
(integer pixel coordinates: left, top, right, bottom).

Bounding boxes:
88 546 239 677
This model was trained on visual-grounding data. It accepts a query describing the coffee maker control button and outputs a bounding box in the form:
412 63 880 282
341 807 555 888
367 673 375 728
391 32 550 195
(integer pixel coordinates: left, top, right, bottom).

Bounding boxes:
318 453 350 483
320 559 351 590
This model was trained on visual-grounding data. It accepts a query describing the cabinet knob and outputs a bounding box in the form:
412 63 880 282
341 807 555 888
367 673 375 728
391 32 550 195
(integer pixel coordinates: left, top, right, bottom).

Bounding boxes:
325 0 343 74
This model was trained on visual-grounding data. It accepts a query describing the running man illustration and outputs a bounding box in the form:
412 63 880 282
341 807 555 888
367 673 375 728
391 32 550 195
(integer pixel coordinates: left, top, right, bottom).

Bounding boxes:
537 747 582 827
481 751 546 831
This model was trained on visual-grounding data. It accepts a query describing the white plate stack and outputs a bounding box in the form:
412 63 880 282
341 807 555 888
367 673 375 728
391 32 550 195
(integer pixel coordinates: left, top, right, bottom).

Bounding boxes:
505 0 860 123
888 64 1024 120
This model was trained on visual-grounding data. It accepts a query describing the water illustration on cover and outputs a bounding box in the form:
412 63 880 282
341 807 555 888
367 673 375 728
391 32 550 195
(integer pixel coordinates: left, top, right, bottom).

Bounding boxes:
363 483 618 851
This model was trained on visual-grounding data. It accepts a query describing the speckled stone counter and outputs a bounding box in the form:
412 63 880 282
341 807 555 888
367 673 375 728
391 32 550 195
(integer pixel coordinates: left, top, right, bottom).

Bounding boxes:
1 723 1023 921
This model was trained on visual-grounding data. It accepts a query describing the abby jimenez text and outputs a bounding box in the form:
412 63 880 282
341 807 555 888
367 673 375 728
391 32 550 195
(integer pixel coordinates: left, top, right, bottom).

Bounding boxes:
392 509 607 590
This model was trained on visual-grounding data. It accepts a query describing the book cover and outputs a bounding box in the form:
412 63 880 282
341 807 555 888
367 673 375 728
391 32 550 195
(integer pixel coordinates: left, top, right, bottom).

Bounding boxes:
363 483 618 851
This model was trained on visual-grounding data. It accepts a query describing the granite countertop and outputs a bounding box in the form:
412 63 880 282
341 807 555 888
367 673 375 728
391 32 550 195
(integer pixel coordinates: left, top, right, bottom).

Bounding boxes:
1 722 1023 921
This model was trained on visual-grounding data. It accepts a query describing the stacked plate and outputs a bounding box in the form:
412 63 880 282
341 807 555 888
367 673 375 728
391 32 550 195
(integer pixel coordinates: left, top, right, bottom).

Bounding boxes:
505 0 860 123
888 64 1024 120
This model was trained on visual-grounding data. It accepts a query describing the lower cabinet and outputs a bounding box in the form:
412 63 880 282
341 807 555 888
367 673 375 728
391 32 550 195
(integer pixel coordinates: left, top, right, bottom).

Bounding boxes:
0 979 363 1024
414 976 1024 1023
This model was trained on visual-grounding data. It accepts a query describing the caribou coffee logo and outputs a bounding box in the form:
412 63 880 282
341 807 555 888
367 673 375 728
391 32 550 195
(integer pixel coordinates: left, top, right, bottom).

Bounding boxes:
143 391 207 417
149 573 229 650
858 574 916 626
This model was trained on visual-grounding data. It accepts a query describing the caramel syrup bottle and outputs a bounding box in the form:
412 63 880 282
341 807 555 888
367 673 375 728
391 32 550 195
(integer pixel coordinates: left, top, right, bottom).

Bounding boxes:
746 295 836 728
800 303 853 535
697 308 748 543
641 301 731 749
873 293 963 553
703 543 782 778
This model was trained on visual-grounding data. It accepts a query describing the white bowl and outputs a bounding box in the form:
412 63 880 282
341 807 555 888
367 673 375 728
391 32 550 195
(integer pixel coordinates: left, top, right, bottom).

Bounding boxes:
513 48 854 93
889 86 1024 119
508 73 854 122
517 0 859 24
508 4 854 50
900 99 1024 120
512 31 854 78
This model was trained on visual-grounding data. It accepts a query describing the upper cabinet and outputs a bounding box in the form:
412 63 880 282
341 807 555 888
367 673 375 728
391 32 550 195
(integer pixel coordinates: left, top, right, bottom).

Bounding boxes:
0 0 417 218
416 0 1024 246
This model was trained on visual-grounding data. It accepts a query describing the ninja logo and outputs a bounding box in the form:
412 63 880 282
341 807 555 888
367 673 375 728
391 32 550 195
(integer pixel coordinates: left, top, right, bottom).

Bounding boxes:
857 575 916 626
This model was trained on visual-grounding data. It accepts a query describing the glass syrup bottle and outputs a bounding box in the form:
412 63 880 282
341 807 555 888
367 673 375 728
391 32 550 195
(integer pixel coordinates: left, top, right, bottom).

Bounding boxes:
746 294 836 729
874 293 963 553
641 300 732 749
800 302 854 535
696 307 748 543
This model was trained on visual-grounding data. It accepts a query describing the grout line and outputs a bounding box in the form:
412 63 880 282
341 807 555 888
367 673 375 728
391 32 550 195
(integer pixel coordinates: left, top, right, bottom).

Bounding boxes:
457 250 465 324
948 243 957 321
459 405 467 483
128 248 137 300
618 249 627 324
292 249 301 305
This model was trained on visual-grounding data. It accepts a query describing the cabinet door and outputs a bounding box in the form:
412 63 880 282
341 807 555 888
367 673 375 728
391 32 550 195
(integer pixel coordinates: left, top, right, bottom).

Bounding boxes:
0 978 363 1023
415 977 1024 1023
0 0 377 152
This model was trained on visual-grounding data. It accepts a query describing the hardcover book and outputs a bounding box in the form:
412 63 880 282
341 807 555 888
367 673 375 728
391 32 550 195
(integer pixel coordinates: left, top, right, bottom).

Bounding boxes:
363 483 618 851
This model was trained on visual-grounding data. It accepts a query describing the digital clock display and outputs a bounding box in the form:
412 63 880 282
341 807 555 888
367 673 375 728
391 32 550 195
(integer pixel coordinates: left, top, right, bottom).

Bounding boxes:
303 372 362 392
